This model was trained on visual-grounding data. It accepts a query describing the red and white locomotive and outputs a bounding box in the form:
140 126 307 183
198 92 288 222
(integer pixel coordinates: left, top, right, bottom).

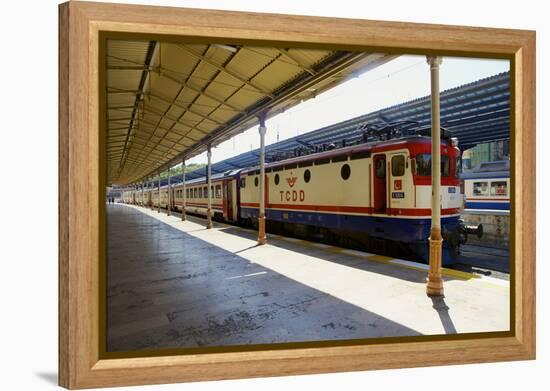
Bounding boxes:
123 133 469 264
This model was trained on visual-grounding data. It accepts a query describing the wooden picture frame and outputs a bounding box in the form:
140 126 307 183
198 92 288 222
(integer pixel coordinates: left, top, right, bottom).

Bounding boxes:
59 1 536 388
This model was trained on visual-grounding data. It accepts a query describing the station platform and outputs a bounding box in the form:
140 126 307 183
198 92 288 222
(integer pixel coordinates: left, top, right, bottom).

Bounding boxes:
107 203 509 352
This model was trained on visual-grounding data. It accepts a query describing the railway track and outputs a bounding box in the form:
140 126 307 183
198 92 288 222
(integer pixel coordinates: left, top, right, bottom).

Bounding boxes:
453 243 509 280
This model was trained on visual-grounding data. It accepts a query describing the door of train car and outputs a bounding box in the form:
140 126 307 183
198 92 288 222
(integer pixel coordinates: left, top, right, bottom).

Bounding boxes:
223 180 232 221
373 154 387 213
170 186 175 211
224 179 239 222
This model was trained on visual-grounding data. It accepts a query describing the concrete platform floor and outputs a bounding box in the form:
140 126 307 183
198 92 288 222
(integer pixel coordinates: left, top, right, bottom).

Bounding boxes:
107 204 509 352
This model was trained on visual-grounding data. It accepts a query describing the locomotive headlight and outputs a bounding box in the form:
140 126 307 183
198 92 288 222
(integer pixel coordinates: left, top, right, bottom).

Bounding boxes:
451 137 459 147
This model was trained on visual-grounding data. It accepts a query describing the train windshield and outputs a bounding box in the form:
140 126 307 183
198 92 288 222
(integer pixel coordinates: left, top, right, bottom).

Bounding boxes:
415 154 450 176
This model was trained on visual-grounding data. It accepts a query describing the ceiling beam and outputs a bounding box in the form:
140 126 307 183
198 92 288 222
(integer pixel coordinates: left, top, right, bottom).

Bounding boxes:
117 40 159 177
277 48 316 76
157 69 242 113
176 44 275 99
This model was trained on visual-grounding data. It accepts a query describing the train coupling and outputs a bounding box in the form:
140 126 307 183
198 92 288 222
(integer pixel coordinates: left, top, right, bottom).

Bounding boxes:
458 219 483 243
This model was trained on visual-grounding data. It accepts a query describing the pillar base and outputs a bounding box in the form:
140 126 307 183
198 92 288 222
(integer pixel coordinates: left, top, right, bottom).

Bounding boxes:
426 228 444 296
206 209 213 229
257 215 267 245
426 278 444 296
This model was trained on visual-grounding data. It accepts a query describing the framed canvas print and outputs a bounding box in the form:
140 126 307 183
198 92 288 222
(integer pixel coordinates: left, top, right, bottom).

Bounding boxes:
58 1 536 389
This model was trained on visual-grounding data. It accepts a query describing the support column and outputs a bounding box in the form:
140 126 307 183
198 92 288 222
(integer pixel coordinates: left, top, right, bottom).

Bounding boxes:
426 56 444 297
167 168 172 216
147 178 153 209
206 145 213 229
182 158 186 221
258 112 267 245
141 181 144 206
157 173 161 213
147 178 153 210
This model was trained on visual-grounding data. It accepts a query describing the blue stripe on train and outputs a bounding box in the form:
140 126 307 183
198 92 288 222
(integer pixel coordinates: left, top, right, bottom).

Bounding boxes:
465 201 509 210
240 207 460 244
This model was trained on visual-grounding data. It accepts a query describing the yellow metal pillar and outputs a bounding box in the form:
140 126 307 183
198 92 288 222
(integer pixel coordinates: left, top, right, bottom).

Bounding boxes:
157 173 161 213
427 56 444 297
258 112 267 245
182 158 186 221
206 145 213 229
149 178 153 210
148 178 153 210
167 168 172 216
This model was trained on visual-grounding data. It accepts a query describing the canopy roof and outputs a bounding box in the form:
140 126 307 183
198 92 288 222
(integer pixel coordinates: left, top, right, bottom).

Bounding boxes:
106 40 396 185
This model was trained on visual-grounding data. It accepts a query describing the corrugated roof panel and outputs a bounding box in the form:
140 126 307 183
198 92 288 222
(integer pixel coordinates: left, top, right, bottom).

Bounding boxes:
106 39 396 185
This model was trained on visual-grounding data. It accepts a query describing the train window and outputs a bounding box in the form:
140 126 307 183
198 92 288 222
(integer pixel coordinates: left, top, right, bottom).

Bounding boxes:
490 181 508 196
416 154 431 176
298 161 313 168
304 169 311 183
274 174 280 185
240 178 246 188
415 154 451 176
455 157 462 178
341 164 351 180
199 187 203 198
215 185 222 198
375 159 385 178
254 177 259 187
391 155 405 176
284 163 298 170
441 156 450 177
473 181 489 196
203 186 208 197
194 188 198 198
272 166 283 172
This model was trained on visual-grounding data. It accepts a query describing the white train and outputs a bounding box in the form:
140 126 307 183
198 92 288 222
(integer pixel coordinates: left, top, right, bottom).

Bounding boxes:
122 135 474 264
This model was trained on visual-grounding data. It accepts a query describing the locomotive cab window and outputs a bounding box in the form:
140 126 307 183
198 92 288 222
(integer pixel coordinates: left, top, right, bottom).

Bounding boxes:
375 158 385 178
415 154 431 176
415 154 451 176
490 181 508 196
455 157 462 178
240 178 246 188
391 155 405 176
473 181 489 196
441 155 450 177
